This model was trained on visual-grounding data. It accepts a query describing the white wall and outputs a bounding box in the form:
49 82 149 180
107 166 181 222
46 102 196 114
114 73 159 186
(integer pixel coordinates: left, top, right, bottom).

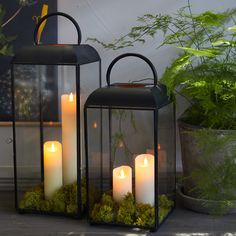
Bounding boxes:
57 0 235 171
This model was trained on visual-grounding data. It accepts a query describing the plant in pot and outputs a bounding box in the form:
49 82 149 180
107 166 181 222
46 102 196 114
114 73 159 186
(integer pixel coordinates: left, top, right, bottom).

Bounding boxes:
89 1 236 215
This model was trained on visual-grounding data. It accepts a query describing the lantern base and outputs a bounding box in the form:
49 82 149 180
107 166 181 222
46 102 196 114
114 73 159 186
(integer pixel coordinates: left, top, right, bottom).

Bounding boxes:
89 192 174 230
18 180 86 217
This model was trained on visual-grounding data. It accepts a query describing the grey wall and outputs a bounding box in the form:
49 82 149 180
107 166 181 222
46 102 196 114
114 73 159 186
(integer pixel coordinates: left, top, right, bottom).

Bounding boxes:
57 0 235 171
0 0 235 185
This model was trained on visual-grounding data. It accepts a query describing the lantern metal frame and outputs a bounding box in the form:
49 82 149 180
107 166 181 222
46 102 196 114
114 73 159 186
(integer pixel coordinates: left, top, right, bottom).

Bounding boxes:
11 12 101 218
84 53 176 232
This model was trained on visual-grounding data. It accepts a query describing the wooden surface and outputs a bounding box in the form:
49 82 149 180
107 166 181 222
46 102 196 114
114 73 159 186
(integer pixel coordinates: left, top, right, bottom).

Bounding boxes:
1 191 236 235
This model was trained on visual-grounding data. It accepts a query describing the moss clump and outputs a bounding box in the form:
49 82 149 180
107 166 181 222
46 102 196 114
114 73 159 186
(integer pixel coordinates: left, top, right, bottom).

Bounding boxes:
19 184 44 210
40 199 53 212
158 194 174 223
91 193 115 222
135 203 155 226
19 179 86 215
91 192 174 227
117 192 136 225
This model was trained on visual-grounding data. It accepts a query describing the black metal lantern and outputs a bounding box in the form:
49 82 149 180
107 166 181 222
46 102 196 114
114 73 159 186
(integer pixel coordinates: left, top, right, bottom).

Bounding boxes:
11 12 101 217
84 53 176 232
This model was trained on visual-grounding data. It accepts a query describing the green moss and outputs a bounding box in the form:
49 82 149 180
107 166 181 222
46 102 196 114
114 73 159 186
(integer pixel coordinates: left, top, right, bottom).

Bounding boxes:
91 193 115 222
19 185 44 210
67 204 77 214
135 203 155 226
158 194 174 223
90 192 174 227
40 200 53 212
19 179 87 215
117 192 135 225
52 187 66 212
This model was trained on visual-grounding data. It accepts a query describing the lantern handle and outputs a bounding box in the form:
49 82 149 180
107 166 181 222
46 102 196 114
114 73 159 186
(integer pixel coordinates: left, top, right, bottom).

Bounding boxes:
106 53 158 87
34 12 82 45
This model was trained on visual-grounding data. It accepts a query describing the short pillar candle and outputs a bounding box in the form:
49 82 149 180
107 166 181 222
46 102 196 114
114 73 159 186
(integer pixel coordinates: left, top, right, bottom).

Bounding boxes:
44 141 63 199
113 165 132 202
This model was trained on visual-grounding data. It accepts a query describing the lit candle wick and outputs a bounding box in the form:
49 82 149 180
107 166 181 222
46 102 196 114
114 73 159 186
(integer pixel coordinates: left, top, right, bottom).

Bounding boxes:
51 143 56 152
69 92 74 102
119 169 125 179
143 157 148 167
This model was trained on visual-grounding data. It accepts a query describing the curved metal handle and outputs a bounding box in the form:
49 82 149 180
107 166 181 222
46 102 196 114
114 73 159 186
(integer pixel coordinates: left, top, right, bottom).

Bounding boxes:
106 53 158 87
34 12 82 45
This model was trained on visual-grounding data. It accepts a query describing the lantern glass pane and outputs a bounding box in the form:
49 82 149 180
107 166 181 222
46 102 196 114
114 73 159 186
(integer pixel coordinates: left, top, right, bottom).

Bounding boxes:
13 61 100 216
13 64 44 207
87 107 162 229
158 102 175 221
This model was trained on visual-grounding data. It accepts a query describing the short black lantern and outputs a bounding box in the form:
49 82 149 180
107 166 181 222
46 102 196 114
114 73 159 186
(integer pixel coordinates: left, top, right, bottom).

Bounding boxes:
11 12 101 217
84 53 176 231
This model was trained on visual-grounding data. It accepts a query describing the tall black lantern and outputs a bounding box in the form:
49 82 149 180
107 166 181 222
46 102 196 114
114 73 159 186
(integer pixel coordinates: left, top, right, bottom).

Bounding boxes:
84 53 176 231
11 12 101 217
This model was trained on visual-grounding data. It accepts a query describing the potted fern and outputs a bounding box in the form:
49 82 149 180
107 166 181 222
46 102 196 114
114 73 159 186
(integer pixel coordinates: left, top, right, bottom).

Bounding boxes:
89 1 236 215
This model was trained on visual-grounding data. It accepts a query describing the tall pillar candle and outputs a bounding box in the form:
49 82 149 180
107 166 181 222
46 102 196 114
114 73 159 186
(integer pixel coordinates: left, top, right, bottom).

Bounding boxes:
61 93 77 185
135 154 154 205
113 165 132 202
44 141 63 199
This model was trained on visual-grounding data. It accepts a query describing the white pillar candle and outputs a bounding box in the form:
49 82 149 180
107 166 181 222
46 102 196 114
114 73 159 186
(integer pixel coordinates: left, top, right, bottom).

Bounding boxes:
113 165 132 202
135 154 154 205
61 93 77 185
44 141 63 200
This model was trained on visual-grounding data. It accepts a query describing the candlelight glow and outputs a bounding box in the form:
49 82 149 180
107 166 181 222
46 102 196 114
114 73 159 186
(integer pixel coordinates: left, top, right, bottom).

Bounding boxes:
69 92 74 102
119 169 125 179
158 144 161 150
143 157 148 167
119 141 124 148
93 122 98 129
50 143 56 152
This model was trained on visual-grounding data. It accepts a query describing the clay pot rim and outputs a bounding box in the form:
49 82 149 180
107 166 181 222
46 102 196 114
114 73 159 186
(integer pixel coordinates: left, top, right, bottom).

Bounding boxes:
178 118 236 133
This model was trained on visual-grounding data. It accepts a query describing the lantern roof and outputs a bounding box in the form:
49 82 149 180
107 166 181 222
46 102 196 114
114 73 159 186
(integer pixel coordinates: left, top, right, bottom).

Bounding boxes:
11 44 100 65
85 83 171 109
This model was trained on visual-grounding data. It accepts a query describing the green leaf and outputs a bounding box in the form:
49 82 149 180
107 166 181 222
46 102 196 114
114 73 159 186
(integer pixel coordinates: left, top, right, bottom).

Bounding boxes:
228 25 236 32
177 47 221 57
212 39 236 46
195 11 228 27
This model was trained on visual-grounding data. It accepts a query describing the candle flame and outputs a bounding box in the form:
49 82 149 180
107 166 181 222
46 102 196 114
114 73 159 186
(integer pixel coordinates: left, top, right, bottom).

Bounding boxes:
143 157 148 167
119 169 125 179
69 92 74 102
158 144 161 150
93 122 98 129
50 143 56 152
119 141 124 148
